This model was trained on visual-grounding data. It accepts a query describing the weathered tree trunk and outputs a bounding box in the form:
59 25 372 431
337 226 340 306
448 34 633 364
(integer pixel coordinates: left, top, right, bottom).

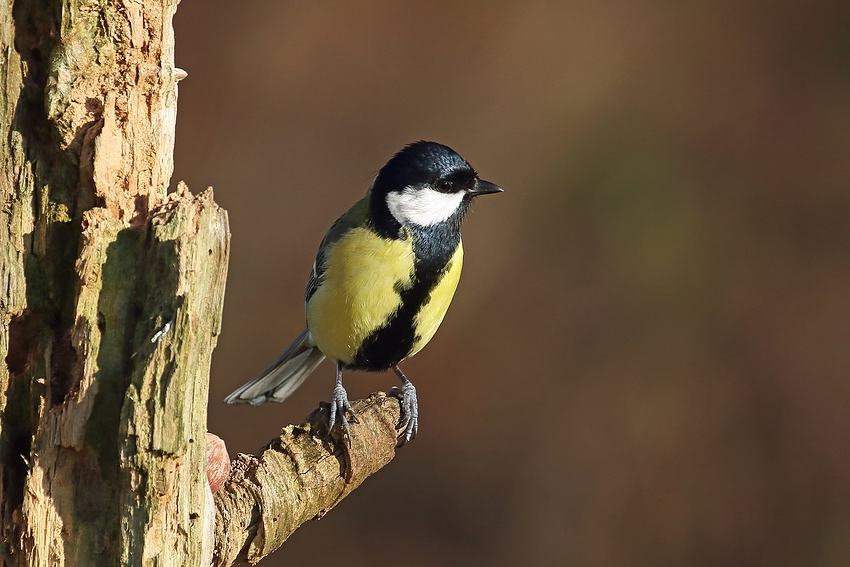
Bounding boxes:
0 0 228 565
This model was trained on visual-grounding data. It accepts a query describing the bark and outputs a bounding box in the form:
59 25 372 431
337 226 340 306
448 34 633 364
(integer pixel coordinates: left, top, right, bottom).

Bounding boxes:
0 2 403 566
0 0 224 564
211 394 402 567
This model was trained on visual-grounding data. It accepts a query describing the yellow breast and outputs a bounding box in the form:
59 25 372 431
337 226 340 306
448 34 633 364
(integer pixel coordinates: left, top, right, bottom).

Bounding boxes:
306 227 415 364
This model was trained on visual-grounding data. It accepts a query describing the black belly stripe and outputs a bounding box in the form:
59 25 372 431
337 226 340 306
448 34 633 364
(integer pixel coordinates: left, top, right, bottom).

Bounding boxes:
350 221 461 372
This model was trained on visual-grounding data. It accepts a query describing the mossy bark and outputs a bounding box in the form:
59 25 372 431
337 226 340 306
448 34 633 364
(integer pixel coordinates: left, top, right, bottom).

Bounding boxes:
0 1 230 566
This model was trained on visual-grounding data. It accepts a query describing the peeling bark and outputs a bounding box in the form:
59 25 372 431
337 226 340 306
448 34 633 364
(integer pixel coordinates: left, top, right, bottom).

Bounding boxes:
0 0 228 565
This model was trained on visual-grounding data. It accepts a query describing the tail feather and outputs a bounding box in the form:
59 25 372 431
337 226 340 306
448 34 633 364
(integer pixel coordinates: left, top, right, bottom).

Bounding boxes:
224 329 325 405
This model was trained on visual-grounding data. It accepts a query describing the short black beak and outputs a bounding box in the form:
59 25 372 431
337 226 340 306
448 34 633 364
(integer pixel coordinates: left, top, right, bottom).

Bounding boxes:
470 179 504 196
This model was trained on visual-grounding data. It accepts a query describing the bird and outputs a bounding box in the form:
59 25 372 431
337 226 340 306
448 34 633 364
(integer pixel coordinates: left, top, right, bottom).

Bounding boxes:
224 141 502 444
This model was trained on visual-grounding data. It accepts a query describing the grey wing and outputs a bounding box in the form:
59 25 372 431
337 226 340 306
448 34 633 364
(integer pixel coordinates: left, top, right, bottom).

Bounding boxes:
304 260 320 304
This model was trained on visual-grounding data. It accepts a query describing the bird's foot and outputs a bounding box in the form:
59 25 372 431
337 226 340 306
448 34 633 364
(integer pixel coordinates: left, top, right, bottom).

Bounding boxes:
389 376 418 446
328 381 358 442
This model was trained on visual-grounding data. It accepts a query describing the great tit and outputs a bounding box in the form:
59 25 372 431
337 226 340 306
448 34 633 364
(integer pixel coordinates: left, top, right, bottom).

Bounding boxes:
224 141 502 444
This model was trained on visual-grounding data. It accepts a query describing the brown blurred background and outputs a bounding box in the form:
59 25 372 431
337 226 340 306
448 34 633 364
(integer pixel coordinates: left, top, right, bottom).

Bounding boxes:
172 1 850 565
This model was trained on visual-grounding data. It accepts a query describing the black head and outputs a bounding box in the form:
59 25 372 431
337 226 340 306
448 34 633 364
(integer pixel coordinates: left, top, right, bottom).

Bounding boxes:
370 141 502 235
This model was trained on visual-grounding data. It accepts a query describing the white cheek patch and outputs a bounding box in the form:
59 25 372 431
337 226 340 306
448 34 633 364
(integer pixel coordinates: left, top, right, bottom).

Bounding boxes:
385 186 465 227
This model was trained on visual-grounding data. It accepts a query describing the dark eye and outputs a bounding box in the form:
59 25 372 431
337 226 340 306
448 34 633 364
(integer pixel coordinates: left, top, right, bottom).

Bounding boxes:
436 180 453 193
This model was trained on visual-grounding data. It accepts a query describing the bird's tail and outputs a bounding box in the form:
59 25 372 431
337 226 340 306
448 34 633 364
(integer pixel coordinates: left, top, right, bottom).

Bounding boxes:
223 329 325 406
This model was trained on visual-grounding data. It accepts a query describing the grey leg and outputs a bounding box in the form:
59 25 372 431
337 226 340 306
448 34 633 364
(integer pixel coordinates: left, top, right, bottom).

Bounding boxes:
392 365 418 445
329 362 357 440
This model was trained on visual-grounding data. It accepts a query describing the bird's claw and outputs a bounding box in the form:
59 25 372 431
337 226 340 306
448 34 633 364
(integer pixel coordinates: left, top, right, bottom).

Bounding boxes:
389 381 418 446
328 382 357 442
